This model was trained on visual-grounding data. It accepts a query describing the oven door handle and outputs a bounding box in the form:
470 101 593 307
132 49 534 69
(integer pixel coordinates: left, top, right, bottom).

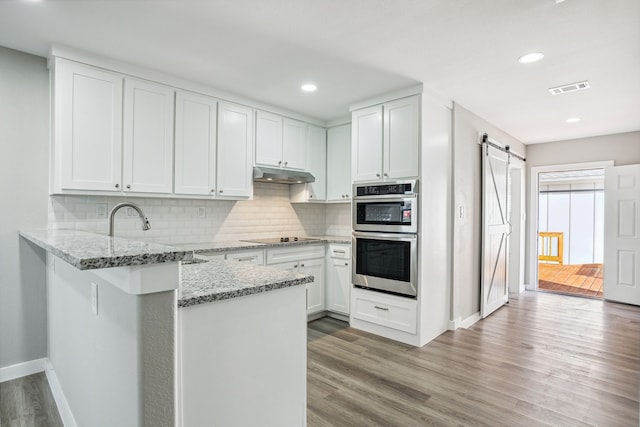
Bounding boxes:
352 231 417 241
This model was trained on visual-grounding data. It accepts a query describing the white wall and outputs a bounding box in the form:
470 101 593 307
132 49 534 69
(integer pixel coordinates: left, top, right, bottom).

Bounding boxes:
0 46 49 371
525 131 640 283
451 103 526 324
48 183 351 243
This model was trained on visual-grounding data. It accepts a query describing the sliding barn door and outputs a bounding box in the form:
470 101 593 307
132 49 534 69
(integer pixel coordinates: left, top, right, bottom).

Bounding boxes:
481 143 510 318
604 164 640 306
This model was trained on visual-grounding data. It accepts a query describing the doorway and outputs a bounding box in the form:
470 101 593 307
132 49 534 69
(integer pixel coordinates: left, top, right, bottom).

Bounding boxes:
529 161 614 297
537 168 604 298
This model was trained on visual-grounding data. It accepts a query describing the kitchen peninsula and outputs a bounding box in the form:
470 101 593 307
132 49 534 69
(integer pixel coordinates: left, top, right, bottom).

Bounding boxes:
19 229 313 427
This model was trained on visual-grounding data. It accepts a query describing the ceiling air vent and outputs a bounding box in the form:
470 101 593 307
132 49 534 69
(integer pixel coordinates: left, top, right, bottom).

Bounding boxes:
548 81 590 95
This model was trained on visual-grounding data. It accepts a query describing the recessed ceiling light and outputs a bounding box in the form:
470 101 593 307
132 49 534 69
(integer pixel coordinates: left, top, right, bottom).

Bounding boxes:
518 52 545 64
566 117 581 123
301 83 317 92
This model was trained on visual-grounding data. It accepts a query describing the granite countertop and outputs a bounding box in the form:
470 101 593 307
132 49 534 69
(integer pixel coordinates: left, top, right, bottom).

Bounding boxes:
20 229 192 270
179 259 313 307
171 235 351 254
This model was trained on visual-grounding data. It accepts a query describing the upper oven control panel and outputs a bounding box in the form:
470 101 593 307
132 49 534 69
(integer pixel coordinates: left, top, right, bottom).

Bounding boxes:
354 180 418 197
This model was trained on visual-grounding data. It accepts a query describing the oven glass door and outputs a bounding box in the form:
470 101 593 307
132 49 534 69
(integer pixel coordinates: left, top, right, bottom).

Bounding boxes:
352 232 417 297
354 197 417 233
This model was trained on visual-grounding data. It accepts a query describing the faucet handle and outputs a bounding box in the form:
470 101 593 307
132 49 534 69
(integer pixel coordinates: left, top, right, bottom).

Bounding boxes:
142 218 151 231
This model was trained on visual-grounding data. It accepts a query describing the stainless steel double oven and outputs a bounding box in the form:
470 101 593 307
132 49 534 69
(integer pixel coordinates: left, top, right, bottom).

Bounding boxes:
352 180 418 298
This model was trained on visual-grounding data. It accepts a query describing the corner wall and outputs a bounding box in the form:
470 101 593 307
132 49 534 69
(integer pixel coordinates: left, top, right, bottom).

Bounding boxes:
0 46 49 371
451 103 526 324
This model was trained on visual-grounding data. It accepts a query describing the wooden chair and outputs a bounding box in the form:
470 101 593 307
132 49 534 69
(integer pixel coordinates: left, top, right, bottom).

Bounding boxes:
539 232 564 265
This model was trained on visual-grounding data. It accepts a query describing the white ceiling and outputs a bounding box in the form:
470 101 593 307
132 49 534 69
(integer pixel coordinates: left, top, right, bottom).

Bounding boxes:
0 0 638 144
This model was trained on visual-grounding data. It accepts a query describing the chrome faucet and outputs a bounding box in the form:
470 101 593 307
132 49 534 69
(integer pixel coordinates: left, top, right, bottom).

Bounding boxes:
108 202 151 237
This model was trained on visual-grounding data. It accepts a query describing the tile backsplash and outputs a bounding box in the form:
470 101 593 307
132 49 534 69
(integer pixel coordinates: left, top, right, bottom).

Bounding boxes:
48 183 351 244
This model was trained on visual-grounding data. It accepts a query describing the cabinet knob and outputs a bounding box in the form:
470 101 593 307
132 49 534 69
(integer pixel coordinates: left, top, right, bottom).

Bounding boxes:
115 184 120 189
284 161 288 166
278 160 282 165
294 264 298 268
309 195 313 198
210 189 215 193
301 263 305 267
376 173 381 178
219 189 224 194
383 173 388 177
126 184 131 189
345 263 348 266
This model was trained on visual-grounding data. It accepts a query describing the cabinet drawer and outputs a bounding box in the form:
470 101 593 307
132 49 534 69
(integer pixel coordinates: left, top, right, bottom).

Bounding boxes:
226 250 264 265
352 289 417 334
266 245 325 264
328 244 350 259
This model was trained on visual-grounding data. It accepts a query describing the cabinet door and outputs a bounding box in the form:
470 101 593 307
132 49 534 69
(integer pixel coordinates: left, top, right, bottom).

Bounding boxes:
351 105 383 182
217 101 254 198
282 118 306 170
305 125 326 201
300 258 325 314
123 78 174 193
383 96 419 179
327 258 350 315
56 60 123 191
174 92 217 196
326 124 352 201
255 110 283 168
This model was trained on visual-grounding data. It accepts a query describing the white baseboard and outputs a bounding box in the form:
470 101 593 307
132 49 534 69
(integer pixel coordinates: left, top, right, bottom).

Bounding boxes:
448 312 481 330
45 360 77 427
525 282 535 291
0 358 46 383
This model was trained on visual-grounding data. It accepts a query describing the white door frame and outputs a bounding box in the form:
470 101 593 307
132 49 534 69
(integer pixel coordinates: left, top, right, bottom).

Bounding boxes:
528 160 614 290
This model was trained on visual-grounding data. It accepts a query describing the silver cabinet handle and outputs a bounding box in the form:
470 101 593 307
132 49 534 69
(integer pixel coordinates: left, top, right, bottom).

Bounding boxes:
219 189 224 194
376 173 381 178
284 161 288 166
383 173 388 177
333 250 345 254
278 160 282 165
210 189 215 193
300 263 305 267
344 262 348 266
126 184 131 189
374 305 389 311
236 256 255 262
115 184 120 189
294 264 298 268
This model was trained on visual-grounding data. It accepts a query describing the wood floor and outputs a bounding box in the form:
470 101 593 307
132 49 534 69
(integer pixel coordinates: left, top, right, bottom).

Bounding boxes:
308 291 640 427
3 292 638 426
0 372 63 427
538 263 604 298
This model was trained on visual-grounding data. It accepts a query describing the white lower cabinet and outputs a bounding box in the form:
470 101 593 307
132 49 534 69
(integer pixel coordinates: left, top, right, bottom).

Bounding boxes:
326 244 351 315
351 288 417 334
267 245 325 315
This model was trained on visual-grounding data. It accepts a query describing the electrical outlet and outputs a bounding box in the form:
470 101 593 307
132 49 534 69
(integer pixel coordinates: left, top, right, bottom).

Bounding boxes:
96 203 108 218
126 207 134 217
91 283 98 315
197 207 206 218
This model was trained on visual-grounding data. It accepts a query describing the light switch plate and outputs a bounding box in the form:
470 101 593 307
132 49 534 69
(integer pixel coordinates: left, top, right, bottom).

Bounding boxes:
96 203 108 218
197 207 206 218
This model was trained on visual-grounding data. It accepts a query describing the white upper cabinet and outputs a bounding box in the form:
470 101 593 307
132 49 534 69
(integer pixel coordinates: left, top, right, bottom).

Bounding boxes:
174 91 217 196
282 118 306 170
326 124 352 201
351 105 383 182
351 95 419 182
123 78 175 194
255 110 283 168
216 101 254 199
305 125 326 201
383 96 419 180
55 59 123 192
255 111 306 170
